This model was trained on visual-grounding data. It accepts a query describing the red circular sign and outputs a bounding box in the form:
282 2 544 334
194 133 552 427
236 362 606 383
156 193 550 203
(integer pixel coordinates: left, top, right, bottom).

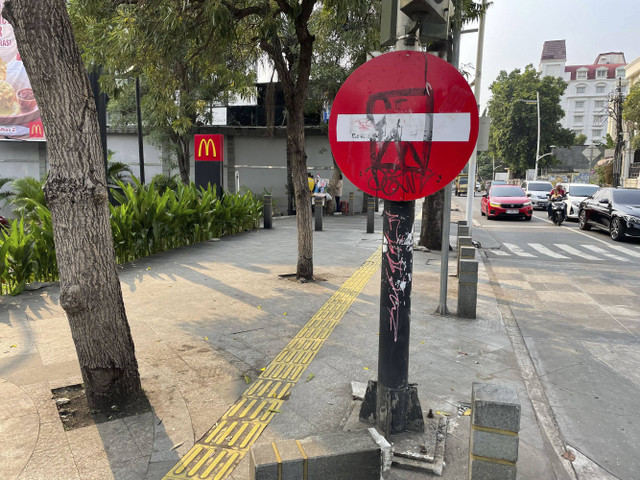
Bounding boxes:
329 51 479 201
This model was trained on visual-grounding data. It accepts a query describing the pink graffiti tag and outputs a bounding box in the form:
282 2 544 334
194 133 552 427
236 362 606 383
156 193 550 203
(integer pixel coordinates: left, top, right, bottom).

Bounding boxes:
383 212 411 342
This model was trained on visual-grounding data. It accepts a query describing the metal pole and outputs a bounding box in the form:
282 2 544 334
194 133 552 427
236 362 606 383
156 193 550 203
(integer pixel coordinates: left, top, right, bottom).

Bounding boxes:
534 90 541 179
377 199 415 435
263 194 272 229
464 0 487 229
588 146 594 183
367 196 375 233
135 77 146 184
436 183 451 315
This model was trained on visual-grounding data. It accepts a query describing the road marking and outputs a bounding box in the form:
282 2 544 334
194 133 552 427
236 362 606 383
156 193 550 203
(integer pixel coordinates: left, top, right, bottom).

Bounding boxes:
581 245 627 262
554 244 602 261
529 243 569 259
162 247 382 480
492 250 510 256
502 243 536 257
608 244 640 258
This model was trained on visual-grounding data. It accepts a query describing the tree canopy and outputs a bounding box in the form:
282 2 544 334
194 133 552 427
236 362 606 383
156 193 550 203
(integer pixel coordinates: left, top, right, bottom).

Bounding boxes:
68 0 257 183
487 65 575 176
623 82 640 150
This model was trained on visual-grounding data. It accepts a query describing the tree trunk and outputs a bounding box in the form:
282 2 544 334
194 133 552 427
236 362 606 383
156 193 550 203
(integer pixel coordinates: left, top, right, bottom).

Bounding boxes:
288 105 313 280
419 189 444 250
4 0 142 410
177 134 190 184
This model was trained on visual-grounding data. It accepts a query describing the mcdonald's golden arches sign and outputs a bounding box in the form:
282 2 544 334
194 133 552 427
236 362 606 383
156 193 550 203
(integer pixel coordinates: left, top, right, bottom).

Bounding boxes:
194 134 223 162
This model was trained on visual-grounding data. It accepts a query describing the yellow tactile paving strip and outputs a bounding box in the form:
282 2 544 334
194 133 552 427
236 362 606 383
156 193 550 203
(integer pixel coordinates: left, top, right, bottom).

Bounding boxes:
163 247 382 480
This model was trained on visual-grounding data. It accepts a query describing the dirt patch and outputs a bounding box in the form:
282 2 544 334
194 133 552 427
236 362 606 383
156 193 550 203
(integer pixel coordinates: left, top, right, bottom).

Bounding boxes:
52 384 151 431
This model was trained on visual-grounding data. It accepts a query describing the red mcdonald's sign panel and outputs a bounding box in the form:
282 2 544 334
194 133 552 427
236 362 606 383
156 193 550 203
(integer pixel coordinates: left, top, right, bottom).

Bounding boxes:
194 134 224 162
28 119 44 138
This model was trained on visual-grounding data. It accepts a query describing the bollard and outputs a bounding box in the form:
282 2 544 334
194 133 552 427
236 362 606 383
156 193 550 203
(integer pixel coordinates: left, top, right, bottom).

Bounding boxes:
349 192 355 216
315 196 323 231
458 245 475 277
366 196 375 233
458 225 470 238
469 382 520 480
363 193 369 213
457 259 478 319
263 194 272 229
457 235 473 277
250 430 383 480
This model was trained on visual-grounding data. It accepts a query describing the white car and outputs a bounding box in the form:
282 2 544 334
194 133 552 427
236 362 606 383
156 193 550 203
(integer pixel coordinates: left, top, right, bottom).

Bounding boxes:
520 180 553 210
557 183 601 220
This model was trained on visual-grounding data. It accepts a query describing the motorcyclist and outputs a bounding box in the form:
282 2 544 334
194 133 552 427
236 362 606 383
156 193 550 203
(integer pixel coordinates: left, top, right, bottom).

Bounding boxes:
547 184 566 218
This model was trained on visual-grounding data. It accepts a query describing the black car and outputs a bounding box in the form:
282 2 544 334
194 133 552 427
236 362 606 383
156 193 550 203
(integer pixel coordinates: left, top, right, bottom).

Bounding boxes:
578 187 640 241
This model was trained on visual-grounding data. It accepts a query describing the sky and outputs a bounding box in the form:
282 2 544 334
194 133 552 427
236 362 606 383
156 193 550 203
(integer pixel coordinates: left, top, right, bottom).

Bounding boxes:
458 0 640 112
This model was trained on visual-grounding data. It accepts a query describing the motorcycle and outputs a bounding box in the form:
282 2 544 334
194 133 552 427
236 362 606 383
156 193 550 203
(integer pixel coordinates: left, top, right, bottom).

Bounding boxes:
549 197 566 226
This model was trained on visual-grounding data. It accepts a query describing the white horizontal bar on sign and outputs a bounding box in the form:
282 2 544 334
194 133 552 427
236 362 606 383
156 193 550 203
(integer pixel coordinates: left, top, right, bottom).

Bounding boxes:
335 113 471 142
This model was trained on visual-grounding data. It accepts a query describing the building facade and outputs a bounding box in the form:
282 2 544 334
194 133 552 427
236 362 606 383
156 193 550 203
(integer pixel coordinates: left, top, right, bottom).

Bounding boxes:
539 40 628 145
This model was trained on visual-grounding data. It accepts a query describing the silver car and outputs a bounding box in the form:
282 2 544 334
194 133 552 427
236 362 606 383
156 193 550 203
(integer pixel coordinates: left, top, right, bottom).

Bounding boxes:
520 180 553 210
558 183 601 219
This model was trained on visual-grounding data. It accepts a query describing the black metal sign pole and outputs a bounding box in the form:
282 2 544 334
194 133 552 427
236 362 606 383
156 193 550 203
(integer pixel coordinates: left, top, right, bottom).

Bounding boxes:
376 199 416 435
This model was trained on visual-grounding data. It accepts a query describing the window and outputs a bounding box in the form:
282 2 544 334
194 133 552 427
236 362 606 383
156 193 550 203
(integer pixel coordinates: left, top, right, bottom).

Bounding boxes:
577 69 588 79
593 115 604 126
576 86 586 94
616 68 625 78
594 100 605 109
573 129 583 135
596 69 607 78
573 115 584 124
592 129 602 138
575 100 585 109
596 85 606 94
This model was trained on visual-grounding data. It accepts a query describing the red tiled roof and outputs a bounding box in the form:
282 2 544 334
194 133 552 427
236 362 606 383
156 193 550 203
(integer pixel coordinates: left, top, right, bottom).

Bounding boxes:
565 63 626 81
541 40 566 61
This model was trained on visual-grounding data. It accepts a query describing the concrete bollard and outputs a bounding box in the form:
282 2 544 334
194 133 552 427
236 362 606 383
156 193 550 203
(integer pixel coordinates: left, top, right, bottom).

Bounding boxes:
457 259 478 319
250 430 382 480
469 382 521 480
366 196 375 233
348 192 355 216
315 196 323 232
458 244 475 277
457 235 473 277
458 225 470 238
263 194 272 229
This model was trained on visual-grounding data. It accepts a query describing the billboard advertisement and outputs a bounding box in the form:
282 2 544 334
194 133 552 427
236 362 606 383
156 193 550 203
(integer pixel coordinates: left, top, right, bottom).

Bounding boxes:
0 6 44 141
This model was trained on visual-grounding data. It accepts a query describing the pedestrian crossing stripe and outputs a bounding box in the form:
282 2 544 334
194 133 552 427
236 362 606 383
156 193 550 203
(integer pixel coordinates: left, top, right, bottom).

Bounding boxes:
162 246 382 480
529 243 568 259
492 243 640 261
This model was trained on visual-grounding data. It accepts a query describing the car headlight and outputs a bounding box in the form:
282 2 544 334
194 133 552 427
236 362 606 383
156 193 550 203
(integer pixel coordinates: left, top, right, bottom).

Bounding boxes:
523 201 532 206
571 199 580 206
489 202 501 208
623 214 640 224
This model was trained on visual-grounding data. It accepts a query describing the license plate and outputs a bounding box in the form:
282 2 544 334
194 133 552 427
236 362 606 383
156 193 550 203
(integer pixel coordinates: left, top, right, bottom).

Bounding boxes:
506 209 519 214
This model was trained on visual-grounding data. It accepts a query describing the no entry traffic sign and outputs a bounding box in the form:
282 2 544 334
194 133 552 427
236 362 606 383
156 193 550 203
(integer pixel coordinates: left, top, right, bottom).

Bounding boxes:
329 51 479 201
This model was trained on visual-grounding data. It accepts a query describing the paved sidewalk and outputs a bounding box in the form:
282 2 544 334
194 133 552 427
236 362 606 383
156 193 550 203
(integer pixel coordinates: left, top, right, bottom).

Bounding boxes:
1 209 568 479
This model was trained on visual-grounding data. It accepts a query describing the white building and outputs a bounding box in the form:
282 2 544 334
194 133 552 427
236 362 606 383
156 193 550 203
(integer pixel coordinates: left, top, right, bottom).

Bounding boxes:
539 40 628 145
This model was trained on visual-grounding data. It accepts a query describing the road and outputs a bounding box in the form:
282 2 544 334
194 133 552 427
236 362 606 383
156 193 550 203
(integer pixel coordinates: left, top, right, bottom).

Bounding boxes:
456 192 640 480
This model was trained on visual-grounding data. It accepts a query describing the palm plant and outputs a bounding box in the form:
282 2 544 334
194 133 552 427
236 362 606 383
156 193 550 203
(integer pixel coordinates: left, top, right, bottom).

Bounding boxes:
9 177 46 222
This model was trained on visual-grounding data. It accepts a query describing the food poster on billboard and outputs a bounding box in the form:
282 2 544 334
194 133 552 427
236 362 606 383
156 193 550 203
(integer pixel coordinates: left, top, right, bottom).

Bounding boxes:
0 4 44 141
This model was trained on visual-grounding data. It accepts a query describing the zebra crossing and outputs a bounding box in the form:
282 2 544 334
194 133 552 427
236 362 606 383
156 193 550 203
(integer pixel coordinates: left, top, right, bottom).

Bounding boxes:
488 242 640 262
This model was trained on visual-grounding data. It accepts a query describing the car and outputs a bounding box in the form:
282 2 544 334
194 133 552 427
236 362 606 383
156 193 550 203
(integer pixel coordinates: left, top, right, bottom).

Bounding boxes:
481 185 533 221
455 174 468 196
520 180 553 210
578 187 640 241
557 183 601 220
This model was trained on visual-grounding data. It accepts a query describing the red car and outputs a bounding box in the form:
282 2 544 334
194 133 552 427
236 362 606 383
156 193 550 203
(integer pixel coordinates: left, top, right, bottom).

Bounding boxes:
481 185 533 221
